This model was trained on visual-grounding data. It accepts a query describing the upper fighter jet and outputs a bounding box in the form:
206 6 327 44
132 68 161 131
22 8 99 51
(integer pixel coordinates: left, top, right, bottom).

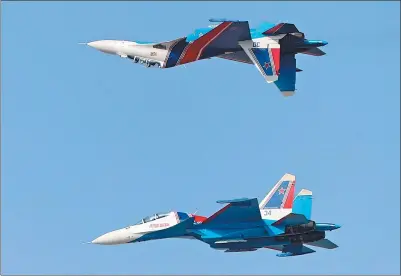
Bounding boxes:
83 19 327 96
89 174 341 257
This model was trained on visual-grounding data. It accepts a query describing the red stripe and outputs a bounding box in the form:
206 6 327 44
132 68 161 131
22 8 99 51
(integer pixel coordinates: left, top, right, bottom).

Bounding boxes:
203 203 231 224
283 181 295 209
263 23 284 35
192 215 207 223
178 22 232 65
271 48 281 74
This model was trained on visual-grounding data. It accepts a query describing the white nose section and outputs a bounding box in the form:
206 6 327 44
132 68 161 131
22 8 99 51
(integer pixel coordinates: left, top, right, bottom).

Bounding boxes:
87 41 102 49
86 40 116 54
91 229 128 245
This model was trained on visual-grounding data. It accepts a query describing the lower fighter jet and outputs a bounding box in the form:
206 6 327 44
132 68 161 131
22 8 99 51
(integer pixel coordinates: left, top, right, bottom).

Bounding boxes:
83 19 327 96
89 174 341 257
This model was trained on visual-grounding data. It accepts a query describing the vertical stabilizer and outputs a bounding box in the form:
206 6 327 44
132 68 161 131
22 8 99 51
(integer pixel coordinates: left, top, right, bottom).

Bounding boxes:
259 173 296 210
238 38 281 83
292 189 312 220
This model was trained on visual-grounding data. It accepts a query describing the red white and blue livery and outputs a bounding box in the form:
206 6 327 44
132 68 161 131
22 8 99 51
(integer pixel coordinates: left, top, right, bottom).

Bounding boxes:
89 174 341 257
83 19 328 96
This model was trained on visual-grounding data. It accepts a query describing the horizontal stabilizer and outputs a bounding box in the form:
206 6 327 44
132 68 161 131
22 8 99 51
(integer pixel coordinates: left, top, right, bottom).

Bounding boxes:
307 239 338 249
272 213 308 227
225 248 257 252
276 244 316 257
301 47 326 56
263 23 299 35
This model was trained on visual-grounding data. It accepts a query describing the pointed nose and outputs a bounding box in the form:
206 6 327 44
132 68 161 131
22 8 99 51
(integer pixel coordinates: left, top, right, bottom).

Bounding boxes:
87 41 104 50
86 40 116 54
91 229 129 245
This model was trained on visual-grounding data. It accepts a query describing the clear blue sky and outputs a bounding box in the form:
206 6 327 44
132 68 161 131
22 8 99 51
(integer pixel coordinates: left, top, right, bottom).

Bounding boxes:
2 1 400 274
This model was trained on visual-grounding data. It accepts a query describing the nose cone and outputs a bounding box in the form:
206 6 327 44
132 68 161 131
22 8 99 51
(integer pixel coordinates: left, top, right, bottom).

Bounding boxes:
91 229 129 245
87 41 102 49
86 40 116 54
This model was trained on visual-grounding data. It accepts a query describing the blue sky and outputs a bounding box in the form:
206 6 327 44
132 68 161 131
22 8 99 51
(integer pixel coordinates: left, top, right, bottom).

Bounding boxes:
2 1 400 274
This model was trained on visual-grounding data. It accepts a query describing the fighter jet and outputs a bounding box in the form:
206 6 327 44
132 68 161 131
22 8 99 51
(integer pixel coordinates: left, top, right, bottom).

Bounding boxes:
89 174 341 257
83 19 327 96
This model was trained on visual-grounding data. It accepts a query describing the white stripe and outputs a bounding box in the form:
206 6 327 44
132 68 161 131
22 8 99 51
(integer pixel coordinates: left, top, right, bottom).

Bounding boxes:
280 181 294 208
267 47 277 76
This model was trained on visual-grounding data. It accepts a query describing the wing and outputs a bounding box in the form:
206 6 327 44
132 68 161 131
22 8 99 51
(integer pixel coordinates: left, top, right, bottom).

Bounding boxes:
224 248 258 253
202 198 262 225
217 51 253 64
264 245 285 251
176 20 252 65
265 244 316 257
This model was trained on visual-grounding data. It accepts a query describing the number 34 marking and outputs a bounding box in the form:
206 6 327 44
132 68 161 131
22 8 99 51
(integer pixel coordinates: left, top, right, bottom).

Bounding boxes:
263 210 271 216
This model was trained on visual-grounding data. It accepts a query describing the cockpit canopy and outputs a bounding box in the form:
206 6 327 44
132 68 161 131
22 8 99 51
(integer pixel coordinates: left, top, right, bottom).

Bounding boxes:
135 212 170 225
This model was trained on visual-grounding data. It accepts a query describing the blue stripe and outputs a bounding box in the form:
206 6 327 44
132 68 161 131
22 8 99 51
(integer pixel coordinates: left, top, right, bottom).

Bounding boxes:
165 39 189 68
274 53 296 92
